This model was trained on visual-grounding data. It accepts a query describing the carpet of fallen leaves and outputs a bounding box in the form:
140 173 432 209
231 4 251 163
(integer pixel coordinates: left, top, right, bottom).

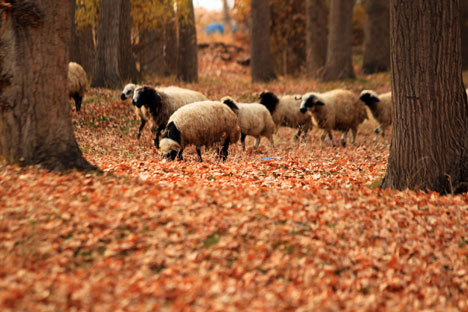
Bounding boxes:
1 71 468 311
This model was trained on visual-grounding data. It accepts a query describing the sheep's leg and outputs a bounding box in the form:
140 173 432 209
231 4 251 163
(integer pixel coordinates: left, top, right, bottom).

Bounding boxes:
254 137 261 149
381 128 385 139
301 129 309 143
340 131 348 147
153 125 165 149
221 138 230 161
196 147 203 162
269 136 274 147
327 131 335 147
294 128 303 141
177 148 184 161
351 128 358 145
241 133 246 151
373 126 381 142
137 118 146 139
72 93 82 112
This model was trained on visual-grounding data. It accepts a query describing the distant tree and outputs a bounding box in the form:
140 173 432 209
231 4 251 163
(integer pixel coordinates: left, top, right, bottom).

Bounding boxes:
92 0 122 88
322 0 355 81
164 1 178 76
70 0 95 76
138 28 166 77
177 0 198 82
222 0 232 29
119 0 139 82
362 0 389 74
251 0 277 82
460 0 468 69
0 0 95 171
305 0 328 78
382 0 468 194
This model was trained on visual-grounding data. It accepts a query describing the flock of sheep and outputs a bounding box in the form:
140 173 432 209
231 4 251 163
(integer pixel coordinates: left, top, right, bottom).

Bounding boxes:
67 62 393 162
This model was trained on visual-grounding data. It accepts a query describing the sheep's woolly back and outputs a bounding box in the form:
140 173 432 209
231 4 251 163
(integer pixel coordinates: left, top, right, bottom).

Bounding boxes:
237 103 276 138
165 101 241 149
359 90 392 128
68 62 88 98
304 89 367 132
273 95 313 130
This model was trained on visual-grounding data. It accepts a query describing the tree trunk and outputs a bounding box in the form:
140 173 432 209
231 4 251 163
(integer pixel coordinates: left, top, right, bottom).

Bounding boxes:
322 0 355 81
222 0 232 30
164 0 178 76
362 0 390 74
138 29 166 78
177 0 198 82
92 0 122 88
460 0 468 69
70 1 95 77
119 0 139 83
0 0 96 171
251 0 277 82
382 0 468 194
305 0 328 78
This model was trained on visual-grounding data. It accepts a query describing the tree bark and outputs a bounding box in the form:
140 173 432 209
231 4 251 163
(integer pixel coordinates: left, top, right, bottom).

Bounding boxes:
138 29 166 78
322 0 355 81
460 0 468 69
382 0 468 194
305 0 328 78
119 0 139 83
0 0 96 171
222 0 232 30
362 0 390 74
70 1 95 77
164 0 178 76
177 0 198 82
251 0 277 82
92 0 122 88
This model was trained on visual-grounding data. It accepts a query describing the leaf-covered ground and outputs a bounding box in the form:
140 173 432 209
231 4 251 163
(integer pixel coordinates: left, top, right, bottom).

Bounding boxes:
1 72 468 311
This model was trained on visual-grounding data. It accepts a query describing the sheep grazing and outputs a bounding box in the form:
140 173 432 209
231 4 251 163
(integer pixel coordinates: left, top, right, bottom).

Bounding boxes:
68 62 88 112
159 100 241 162
300 89 367 146
120 83 151 140
132 85 207 147
221 96 275 151
359 90 392 142
259 91 313 141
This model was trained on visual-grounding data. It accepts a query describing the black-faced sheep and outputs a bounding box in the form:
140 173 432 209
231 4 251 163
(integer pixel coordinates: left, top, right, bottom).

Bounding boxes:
259 91 313 141
159 100 241 162
120 83 151 140
68 62 88 112
359 90 392 142
300 89 367 146
221 96 275 151
132 85 207 148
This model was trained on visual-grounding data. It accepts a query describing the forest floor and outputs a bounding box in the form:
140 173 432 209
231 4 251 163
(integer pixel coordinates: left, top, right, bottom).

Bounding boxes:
1 53 468 311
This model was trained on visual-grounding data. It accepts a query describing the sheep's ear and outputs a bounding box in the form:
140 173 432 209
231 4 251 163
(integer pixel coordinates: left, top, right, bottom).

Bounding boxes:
315 100 325 106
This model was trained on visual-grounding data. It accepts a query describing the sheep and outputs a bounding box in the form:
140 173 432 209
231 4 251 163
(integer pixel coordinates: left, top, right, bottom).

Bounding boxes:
68 62 88 112
131 85 207 146
221 96 275 151
120 83 152 140
259 91 313 141
359 90 392 142
299 89 367 146
159 100 241 162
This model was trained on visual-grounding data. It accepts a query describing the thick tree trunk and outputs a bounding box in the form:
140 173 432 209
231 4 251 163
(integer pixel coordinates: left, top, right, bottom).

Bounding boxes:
177 0 198 83
382 0 468 194
70 1 95 77
322 0 355 81
92 0 121 88
165 0 178 76
138 29 165 78
251 0 277 82
305 0 328 78
119 0 139 83
0 0 96 171
460 0 468 69
362 0 390 74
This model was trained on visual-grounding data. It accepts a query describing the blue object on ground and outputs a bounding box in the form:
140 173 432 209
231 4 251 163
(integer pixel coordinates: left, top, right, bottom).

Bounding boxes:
206 23 224 35
261 157 280 161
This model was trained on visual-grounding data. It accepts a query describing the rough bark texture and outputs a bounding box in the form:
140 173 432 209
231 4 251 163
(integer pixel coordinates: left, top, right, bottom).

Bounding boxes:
322 0 355 81
251 0 277 82
70 1 95 77
362 0 390 74
382 0 468 194
92 0 122 88
177 0 198 83
305 0 328 78
461 0 468 69
119 0 139 83
138 29 165 78
0 0 96 171
165 0 178 76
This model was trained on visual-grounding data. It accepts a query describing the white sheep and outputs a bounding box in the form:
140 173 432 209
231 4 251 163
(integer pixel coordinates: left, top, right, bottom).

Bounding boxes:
221 96 275 151
359 90 392 142
131 85 207 147
159 100 241 162
300 89 367 146
68 62 88 112
121 83 151 140
259 91 313 141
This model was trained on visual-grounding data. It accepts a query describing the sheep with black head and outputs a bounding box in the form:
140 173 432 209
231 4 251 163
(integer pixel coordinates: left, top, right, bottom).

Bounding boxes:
359 90 392 142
